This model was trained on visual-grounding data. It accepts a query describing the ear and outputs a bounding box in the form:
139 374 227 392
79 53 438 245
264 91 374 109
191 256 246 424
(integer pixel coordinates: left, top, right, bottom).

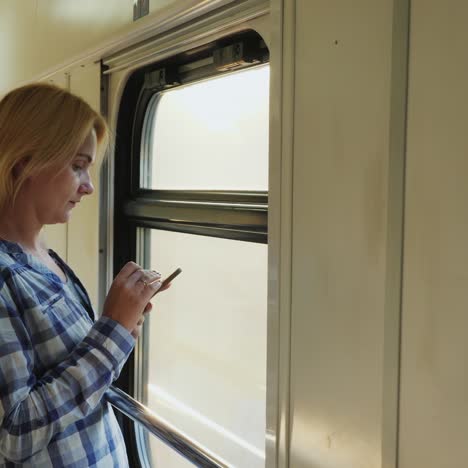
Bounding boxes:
12 157 30 179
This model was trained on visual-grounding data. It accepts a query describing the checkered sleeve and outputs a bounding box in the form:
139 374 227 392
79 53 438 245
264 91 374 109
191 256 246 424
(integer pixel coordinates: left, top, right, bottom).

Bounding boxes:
0 284 136 463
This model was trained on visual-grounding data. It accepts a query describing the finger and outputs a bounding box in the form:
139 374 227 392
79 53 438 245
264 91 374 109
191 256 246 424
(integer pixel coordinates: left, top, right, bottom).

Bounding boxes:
146 270 162 284
117 261 143 280
128 268 147 287
159 282 172 292
153 282 171 296
145 280 162 299
132 269 161 289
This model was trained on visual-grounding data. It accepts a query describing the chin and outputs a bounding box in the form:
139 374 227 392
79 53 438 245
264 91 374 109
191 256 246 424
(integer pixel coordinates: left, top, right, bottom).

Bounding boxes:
50 212 72 224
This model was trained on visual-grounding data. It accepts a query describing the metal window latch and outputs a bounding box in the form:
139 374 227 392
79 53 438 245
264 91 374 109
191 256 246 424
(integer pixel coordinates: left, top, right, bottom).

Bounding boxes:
144 68 180 91
213 42 261 72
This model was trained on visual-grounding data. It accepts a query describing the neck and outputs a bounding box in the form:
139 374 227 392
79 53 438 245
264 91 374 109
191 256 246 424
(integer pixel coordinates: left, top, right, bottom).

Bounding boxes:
0 205 45 253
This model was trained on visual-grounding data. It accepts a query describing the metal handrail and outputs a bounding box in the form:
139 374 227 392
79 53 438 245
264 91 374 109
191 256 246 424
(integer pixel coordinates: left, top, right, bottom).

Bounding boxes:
107 386 229 467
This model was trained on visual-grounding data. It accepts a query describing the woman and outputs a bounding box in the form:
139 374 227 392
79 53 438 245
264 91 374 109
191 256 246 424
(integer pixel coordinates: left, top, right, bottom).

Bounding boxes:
0 83 163 466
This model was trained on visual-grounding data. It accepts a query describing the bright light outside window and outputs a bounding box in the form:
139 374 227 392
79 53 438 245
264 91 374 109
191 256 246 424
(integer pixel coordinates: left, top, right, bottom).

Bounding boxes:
136 62 269 467
144 229 267 467
143 64 270 190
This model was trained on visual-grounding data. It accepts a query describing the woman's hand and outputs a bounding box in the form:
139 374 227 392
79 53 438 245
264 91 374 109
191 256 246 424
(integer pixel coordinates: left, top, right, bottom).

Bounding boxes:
102 262 162 332
131 280 173 338
131 302 152 339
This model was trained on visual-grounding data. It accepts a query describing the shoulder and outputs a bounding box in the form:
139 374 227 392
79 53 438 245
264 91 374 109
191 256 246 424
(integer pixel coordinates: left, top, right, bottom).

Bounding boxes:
0 255 18 304
0 251 19 282
0 248 24 269
0 249 35 303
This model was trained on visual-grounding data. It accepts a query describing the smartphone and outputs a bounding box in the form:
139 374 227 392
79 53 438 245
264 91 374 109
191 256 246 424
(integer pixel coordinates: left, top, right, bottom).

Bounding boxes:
151 267 182 296
161 267 182 288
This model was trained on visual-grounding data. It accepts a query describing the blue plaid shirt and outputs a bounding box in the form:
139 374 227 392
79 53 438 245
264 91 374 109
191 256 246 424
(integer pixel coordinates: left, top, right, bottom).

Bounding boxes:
0 239 135 467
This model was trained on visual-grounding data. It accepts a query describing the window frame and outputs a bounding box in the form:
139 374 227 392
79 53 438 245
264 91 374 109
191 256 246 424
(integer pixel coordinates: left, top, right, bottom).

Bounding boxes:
112 29 270 467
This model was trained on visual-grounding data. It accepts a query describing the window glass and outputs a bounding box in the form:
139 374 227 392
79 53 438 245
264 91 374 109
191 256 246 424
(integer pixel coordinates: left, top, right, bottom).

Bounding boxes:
142 228 267 467
142 65 270 190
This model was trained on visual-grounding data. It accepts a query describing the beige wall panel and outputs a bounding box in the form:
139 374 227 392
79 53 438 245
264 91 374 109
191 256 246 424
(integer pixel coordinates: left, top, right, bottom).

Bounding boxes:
41 71 69 89
149 0 180 13
0 0 196 93
33 0 132 68
0 1 37 90
41 71 69 260
0 0 130 93
290 1 393 467
399 1 468 467
42 222 68 261
67 63 102 309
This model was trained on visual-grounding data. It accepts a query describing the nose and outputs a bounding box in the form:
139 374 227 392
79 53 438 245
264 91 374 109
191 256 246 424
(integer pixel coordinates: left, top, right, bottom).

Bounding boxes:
78 179 94 195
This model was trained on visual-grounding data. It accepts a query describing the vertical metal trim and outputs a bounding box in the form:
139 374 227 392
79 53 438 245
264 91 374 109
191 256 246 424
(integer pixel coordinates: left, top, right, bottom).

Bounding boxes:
266 0 294 467
382 1 411 467
65 72 72 263
139 93 160 189
134 228 152 468
98 64 110 316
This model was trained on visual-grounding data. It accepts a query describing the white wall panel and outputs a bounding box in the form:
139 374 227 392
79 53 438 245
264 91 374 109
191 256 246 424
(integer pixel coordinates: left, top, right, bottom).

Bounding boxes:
290 1 395 467
399 1 468 467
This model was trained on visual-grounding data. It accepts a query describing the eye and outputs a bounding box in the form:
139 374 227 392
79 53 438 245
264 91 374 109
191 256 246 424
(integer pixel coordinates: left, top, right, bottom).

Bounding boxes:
72 162 85 172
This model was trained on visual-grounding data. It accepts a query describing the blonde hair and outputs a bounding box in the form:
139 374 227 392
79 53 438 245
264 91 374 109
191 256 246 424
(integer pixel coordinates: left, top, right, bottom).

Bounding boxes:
0 82 109 211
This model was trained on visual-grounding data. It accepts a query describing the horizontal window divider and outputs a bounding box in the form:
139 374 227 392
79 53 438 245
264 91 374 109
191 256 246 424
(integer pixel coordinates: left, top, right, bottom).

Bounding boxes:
132 219 267 243
133 199 267 209
123 199 267 227
136 189 268 205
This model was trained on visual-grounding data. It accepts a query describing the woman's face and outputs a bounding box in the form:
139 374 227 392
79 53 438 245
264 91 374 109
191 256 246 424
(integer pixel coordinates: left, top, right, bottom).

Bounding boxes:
22 129 97 225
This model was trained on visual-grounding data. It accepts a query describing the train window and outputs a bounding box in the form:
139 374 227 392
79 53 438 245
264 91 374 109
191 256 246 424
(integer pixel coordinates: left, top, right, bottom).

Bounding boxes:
113 30 269 468
138 228 267 467
140 65 269 190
